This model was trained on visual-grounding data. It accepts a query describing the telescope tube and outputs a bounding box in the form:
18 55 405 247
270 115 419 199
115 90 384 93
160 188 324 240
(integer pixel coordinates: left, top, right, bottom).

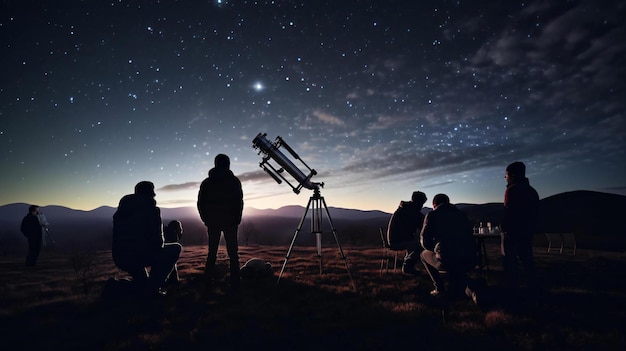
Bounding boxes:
253 133 317 191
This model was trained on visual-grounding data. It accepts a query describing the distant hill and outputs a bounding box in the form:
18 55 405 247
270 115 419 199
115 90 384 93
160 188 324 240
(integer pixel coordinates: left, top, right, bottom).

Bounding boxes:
1 190 624 253
0 203 392 253
536 190 626 251
244 205 390 220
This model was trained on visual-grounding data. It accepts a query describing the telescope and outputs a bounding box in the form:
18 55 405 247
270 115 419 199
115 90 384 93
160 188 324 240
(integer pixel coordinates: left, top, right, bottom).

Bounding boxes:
251 132 355 290
252 133 323 194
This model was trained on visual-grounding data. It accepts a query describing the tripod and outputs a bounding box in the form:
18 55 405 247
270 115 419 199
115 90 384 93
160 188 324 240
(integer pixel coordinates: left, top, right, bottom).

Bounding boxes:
277 188 355 290
43 227 56 247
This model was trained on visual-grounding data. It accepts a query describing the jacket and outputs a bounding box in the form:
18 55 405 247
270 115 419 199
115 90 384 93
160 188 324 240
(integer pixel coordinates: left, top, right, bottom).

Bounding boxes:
21 214 41 240
502 177 540 236
387 201 424 247
197 167 244 227
420 203 475 263
112 193 164 264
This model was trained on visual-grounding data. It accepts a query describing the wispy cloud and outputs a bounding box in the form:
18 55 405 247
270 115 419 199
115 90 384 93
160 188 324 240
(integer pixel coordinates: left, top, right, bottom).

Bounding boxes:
313 110 345 126
158 182 200 192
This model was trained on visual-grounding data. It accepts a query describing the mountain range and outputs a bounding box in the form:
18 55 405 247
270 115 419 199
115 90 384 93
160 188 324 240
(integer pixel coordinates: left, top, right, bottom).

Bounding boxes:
1 190 624 253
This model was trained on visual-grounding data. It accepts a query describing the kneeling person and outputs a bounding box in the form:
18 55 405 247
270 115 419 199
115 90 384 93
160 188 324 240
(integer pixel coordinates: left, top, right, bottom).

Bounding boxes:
420 194 477 300
112 181 182 296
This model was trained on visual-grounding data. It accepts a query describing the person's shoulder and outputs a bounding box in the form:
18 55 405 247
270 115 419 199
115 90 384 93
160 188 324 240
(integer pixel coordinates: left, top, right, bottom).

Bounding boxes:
229 172 243 185
120 193 134 201
117 193 135 207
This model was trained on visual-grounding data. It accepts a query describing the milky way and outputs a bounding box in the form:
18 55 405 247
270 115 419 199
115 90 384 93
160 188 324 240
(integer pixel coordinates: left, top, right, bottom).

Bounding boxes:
1 0 624 212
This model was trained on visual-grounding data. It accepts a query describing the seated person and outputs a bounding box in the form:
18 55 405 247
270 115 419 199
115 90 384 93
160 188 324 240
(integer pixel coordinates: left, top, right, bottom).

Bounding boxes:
112 181 182 296
386 191 427 275
163 220 184 285
419 194 477 300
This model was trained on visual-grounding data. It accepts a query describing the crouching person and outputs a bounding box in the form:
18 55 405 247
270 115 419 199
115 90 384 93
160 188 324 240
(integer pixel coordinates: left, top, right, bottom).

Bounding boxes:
112 181 182 297
420 194 478 302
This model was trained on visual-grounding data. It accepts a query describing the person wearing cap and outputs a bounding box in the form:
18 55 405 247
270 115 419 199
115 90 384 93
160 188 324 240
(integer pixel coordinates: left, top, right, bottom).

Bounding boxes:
197 154 244 291
386 191 427 276
501 161 540 292
112 181 182 297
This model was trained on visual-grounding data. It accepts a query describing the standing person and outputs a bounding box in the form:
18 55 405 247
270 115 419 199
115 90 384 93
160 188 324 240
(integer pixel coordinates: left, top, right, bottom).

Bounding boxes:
501 161 540 291
420 194 477 299
112 181 182 297
197 154 244 291
386 191 427 275
21 205 43 266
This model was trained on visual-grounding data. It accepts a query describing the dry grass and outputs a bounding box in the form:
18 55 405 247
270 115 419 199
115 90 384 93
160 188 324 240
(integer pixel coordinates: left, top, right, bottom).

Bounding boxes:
1 241 625 350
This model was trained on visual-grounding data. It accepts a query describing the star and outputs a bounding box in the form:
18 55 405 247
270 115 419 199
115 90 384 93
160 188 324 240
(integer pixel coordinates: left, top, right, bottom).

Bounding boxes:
253 82 264 92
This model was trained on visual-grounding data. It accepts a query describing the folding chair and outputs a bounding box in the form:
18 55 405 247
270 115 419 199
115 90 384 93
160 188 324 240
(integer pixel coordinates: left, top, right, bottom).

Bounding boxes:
546 232 577 255
545 233 564 254
379 227 400 275
561 233 577 255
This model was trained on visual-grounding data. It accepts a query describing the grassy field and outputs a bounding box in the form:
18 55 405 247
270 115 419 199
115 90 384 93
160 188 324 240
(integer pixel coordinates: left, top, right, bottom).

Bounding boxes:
1 240 625 350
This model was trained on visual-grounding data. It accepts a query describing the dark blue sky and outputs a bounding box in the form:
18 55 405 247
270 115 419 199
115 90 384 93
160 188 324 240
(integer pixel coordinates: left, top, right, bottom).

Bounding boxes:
1 0 624 212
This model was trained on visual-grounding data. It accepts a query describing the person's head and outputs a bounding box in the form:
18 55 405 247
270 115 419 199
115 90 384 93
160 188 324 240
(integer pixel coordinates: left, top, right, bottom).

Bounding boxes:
167 220 183 234
411 191 427 206
505 161 526 185
134 181 156 197
432 193 450 209
28 205 39 215
214 153 230 169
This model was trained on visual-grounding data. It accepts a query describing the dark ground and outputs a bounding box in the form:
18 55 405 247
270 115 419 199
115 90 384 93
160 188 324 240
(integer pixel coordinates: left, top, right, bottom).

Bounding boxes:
1 241 625 350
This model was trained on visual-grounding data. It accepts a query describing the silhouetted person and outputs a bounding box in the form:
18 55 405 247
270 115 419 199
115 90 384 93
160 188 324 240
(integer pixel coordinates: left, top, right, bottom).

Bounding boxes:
164 220 183 243
163 220 183 285
21 205 42 266
420 194 477 300
386 191 427 275
197 154 244 291
112 181 182 296
501 161 540 291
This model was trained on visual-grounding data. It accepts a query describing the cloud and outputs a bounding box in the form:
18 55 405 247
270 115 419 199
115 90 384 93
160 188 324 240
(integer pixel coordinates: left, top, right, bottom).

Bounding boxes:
313 110 345 126
421 180 456 188
158 182 200 192
367 115 412 130
237 170 273 183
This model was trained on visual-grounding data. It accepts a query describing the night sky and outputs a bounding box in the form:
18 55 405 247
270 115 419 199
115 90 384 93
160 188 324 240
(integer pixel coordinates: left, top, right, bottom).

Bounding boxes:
1 0 625 213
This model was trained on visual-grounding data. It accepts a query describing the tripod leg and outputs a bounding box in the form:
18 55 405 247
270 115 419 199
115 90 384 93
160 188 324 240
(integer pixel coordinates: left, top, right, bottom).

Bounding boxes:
45 228 56 247
321 197 356 291
277 197 312 284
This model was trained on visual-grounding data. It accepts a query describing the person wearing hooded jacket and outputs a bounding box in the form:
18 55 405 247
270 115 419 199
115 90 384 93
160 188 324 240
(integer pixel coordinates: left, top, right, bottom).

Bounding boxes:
197 154 244 290
386 191 427 275
112 181 182 296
